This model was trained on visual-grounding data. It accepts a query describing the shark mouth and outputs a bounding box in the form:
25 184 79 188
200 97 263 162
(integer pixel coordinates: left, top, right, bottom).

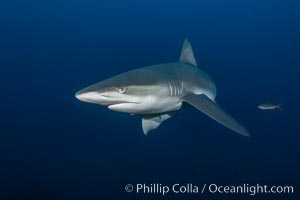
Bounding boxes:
100 95 140 106
105 101 139 106
107 102 140 112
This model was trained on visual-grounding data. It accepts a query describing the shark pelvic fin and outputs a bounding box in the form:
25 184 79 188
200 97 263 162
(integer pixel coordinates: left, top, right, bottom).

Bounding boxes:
142 112 176 135
183 93 250 137
179 38 198 67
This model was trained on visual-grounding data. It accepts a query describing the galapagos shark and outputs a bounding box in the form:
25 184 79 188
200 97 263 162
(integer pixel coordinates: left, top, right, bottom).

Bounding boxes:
75 38 250 137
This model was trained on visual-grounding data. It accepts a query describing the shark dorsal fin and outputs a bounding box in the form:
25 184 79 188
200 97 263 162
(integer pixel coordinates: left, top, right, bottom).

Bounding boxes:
179 38 198 67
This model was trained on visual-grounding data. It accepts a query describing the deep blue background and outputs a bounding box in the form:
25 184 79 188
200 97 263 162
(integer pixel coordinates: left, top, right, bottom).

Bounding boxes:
0 0 299 199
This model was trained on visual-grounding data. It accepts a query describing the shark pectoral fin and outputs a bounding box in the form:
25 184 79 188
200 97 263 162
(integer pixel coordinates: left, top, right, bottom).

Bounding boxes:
142 112 176 135
183 94 250 137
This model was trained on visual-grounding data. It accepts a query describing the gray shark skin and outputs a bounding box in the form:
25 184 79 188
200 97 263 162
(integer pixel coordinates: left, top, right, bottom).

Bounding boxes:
76 38 250 137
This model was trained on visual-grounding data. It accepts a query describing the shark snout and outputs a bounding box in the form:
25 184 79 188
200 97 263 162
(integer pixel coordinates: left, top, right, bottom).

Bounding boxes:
75 91 103 104
75 90 126 105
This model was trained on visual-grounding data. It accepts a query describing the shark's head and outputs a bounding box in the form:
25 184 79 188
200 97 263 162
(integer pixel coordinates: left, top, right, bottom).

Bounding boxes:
75 84 131 106
75 69 173 114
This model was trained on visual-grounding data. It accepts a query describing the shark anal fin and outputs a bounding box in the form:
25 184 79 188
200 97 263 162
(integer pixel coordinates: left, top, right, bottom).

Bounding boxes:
179 38 198 67
183 94 250 137
142 112 176 135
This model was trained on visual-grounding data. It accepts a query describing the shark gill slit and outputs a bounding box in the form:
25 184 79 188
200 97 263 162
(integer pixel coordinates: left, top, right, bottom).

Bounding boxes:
168 82 173 96
173 83 177 96
181 82 184 94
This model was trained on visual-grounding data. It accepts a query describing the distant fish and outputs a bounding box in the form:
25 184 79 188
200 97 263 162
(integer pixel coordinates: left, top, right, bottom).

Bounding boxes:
258 103 282 110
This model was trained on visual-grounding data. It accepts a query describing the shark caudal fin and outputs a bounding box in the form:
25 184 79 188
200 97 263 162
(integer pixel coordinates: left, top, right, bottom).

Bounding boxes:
183 93 250 137
179 38 198 67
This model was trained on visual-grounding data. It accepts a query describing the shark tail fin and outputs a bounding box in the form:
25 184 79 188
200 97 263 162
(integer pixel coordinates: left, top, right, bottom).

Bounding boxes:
179 38 198 67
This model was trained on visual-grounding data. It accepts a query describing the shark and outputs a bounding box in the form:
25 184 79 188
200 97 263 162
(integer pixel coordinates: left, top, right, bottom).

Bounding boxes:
75 38 250 137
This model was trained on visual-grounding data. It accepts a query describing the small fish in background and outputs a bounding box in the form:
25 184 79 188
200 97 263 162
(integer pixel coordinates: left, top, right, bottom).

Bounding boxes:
258 103 282 110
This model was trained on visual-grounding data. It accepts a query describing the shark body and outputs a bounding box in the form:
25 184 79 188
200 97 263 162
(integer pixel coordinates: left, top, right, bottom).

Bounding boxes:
76 38 250 136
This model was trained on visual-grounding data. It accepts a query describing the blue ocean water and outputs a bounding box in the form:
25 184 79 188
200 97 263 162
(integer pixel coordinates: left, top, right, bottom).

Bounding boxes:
0 0 299 199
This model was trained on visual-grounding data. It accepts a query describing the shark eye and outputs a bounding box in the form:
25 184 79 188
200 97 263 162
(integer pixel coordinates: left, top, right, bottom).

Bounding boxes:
118 87 126 94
